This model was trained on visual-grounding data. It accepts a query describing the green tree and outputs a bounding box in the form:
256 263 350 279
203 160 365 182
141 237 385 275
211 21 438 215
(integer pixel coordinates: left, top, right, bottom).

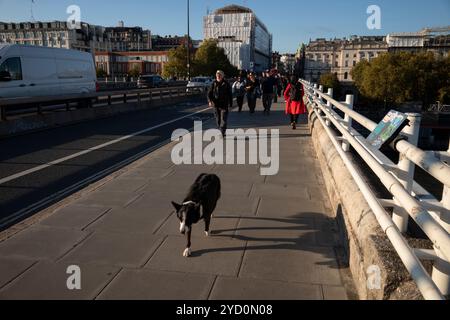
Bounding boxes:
128 66 141 78
351 52 450 109
162 45 191 79
194 39 238 78
319 72 341 95
96 68 108 78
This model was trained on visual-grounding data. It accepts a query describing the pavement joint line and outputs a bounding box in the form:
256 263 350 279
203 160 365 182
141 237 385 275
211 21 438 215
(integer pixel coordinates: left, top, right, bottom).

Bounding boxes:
93 267 124 301
152 212 175 236
0 260 39 291
206 275 218 301
254 197 262 217
320 284 326 300
54 230 96 263
81 208 113 232
0 105 212 186
236 240 248 279
142 235 169 268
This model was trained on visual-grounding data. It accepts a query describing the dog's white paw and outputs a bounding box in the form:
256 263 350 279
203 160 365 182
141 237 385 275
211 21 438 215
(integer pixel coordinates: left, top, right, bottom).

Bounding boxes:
205 231 210 237
183 248 192 257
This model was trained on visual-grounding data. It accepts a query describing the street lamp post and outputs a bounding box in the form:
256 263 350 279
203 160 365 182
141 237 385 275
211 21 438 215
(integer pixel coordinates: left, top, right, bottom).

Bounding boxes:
187 0 191 81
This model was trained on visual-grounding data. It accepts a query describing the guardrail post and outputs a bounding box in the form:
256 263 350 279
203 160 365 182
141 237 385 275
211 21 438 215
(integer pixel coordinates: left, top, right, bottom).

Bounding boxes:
432 138 450 295
392 113 421 233
342 95 354 152
124 94 127 104
326 88 333 127
137 92 141 104
149 90 153 101
160 90 163 100
108 95 112 106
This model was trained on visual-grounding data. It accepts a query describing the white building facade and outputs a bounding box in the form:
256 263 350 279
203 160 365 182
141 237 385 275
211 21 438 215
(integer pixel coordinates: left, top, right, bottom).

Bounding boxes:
203 5 272 72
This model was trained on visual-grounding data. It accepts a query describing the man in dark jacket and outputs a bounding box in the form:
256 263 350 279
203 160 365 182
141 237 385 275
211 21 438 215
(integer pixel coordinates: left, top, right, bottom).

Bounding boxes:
208 70 233 137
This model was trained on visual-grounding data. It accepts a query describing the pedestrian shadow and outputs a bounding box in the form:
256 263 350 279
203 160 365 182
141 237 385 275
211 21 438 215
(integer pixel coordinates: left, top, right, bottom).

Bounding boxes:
190 213 347 271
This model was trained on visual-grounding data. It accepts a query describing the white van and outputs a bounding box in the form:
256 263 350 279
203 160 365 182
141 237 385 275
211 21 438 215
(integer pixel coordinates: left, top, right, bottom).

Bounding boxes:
0 44 97 99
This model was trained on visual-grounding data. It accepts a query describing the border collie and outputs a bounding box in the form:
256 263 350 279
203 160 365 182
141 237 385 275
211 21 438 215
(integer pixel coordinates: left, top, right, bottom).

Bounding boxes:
171 174 221 257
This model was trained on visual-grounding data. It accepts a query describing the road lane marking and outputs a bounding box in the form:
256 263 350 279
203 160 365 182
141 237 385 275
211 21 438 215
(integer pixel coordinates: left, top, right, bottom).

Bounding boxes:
0 106 212 186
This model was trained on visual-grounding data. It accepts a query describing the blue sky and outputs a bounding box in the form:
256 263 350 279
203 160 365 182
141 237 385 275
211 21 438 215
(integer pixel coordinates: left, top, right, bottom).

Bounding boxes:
0 0 449 52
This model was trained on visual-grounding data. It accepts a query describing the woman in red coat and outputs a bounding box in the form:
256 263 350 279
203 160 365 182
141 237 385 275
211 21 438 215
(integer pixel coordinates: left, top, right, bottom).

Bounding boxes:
284 76 307 130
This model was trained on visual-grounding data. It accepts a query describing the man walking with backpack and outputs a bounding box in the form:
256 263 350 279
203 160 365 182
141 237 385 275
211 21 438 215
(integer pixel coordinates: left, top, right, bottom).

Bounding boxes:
283 76 306 130
208 70 233 137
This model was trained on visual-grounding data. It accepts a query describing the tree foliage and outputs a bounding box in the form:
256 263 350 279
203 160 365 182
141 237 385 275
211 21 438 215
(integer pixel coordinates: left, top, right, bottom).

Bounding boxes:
162 45 190 79
193 39 238 77
319 72 341 95
96 68 108 78
162 40 238 79
351 52 450 109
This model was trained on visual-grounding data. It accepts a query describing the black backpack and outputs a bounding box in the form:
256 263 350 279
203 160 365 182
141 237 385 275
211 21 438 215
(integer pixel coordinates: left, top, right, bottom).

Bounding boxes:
290 83 303 102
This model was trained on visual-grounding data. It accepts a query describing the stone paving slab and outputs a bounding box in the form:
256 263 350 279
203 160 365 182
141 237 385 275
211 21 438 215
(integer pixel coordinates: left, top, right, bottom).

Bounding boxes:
209 277 323 300
0 257 36 289
146 236 246 277
239 241 342 286
214 196 260 216
256 196 330 219
0 261 120 300
0 226 88 260
60 232 165 268
74 190 144 208
39 205 110 230
85 203 173 235
97 269 215 300
156 214 241 238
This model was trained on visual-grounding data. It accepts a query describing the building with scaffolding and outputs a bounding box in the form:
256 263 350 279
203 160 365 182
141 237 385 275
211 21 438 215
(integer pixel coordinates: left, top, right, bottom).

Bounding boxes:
386 26 450 57
203 5 272 73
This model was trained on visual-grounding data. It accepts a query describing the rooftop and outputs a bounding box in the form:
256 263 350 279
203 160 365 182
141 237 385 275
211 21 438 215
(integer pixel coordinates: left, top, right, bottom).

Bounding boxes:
214 5 253 15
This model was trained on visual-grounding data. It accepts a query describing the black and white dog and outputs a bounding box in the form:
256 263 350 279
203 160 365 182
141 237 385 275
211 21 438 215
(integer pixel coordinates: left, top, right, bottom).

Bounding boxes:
171 174 221 257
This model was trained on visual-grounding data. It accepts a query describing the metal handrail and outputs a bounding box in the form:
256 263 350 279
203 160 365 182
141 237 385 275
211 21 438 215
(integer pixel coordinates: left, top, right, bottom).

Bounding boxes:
0 85 206 121
311 87 450 188
301 79 450 300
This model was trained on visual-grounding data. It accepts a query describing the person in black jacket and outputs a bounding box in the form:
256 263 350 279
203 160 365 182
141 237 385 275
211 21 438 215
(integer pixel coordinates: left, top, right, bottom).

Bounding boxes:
208 70 233 137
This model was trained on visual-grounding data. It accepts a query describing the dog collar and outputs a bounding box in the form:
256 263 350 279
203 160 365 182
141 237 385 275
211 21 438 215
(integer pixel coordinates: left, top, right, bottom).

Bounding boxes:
182 201 204 220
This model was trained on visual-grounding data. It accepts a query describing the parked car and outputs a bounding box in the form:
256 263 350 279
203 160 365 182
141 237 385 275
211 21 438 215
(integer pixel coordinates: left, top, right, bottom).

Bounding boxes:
186 77 213 93
0 44 97 99
137 75 166 89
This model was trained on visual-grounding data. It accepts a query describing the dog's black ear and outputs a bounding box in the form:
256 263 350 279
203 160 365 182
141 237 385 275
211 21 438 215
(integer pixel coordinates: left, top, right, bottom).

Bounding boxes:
171 201 182 212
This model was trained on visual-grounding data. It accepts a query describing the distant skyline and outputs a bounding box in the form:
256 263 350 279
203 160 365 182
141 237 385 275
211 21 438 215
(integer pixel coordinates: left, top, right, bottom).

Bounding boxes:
0 0 449 52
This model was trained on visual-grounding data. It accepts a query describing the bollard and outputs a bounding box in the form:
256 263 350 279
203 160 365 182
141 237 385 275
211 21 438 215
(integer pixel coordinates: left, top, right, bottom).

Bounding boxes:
342 95 354 152
392 113 421 233
326 88 333 127
432 137 450 295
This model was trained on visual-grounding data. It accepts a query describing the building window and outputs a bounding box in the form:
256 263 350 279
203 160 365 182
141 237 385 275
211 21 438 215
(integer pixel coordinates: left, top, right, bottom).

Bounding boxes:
345 61 349 67
344 72 348 80
0 57 23 80
335 62 338 67
353 61 356 67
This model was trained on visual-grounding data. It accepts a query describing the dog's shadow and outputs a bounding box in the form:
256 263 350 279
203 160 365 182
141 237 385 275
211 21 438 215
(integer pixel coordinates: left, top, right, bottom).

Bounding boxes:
189 213 344 270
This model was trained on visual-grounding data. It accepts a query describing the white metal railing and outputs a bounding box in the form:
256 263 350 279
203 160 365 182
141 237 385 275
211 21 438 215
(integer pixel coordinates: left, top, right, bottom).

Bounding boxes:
301 80 450 300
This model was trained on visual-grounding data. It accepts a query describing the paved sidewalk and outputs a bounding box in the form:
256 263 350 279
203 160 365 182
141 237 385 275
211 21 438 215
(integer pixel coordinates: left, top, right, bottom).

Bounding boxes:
0 100 353 300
